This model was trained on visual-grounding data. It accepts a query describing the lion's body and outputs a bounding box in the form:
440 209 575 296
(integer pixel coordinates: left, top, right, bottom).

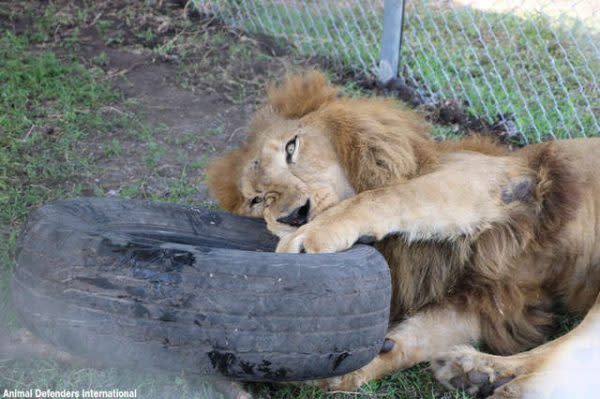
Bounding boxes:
207 72 600 397
381 139 600 352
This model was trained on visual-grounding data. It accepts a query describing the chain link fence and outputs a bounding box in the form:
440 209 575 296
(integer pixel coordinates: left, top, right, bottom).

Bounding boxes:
196 0 599 143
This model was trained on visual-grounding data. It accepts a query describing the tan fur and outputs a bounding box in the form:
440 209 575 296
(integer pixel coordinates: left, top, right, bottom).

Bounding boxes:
206 148 245 213
207 71 600 397
266 70 338 119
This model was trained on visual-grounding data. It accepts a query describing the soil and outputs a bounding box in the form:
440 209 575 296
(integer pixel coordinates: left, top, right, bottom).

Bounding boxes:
74 22 257 202
73 3 293 204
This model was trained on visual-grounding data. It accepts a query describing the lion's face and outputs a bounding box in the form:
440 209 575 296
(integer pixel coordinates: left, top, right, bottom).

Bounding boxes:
228 117 355 237
207 70 431 239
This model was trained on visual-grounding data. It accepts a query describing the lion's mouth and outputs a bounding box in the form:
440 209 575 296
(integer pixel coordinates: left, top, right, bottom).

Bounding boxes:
276 199 311 227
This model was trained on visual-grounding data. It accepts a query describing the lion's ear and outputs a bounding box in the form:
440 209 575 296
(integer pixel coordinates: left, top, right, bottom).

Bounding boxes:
267 70 338 119
206 149 245 213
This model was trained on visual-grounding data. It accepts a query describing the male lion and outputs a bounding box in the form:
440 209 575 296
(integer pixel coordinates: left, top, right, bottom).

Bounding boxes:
207 71 600 398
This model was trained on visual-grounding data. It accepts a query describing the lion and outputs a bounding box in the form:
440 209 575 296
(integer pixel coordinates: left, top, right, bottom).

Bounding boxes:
206 71 600 398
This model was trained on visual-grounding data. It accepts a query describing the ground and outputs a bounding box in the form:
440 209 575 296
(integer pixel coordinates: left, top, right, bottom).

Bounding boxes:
0 1 581 398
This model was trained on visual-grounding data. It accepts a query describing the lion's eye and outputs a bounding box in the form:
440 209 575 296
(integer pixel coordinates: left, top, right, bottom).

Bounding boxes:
250 196 263 207
285 136 298 163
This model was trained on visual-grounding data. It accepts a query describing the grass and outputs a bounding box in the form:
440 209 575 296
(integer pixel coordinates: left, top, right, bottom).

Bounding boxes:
0 32 120 333
0 28 114 332
0 33 113 226
207 0 600 143
402 3 599 143
246 364 470 399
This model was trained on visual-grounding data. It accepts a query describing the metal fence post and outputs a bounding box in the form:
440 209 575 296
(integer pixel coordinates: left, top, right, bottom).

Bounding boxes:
378 0 405 85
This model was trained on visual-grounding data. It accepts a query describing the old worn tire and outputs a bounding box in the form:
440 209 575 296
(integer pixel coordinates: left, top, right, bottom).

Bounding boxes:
12 197 391 381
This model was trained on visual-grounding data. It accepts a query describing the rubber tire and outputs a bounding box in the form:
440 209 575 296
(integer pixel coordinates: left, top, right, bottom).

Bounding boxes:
13 197 391 381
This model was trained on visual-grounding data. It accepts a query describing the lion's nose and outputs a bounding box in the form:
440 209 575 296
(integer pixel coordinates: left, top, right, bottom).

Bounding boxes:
277 199 311 227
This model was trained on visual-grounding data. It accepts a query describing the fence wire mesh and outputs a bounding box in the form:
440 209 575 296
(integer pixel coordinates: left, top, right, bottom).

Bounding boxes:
196 0 599 143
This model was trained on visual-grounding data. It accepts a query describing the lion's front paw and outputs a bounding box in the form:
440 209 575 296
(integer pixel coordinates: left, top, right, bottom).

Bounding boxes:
432 346 516 398
275 219 359 253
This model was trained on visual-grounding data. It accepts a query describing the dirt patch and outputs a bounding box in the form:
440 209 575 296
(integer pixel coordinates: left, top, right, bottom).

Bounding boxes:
73 28 250 200
21 0 294 204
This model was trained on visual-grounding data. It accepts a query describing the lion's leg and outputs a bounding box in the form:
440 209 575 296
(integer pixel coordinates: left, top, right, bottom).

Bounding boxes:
433 292 600 398
276 157 531 254
315 303 481 391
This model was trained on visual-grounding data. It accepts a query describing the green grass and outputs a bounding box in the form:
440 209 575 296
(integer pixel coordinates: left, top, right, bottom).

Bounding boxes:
208 0 599 142
401 4 599 142
0 32 117 331
0 33 113 225
245 364 470 399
